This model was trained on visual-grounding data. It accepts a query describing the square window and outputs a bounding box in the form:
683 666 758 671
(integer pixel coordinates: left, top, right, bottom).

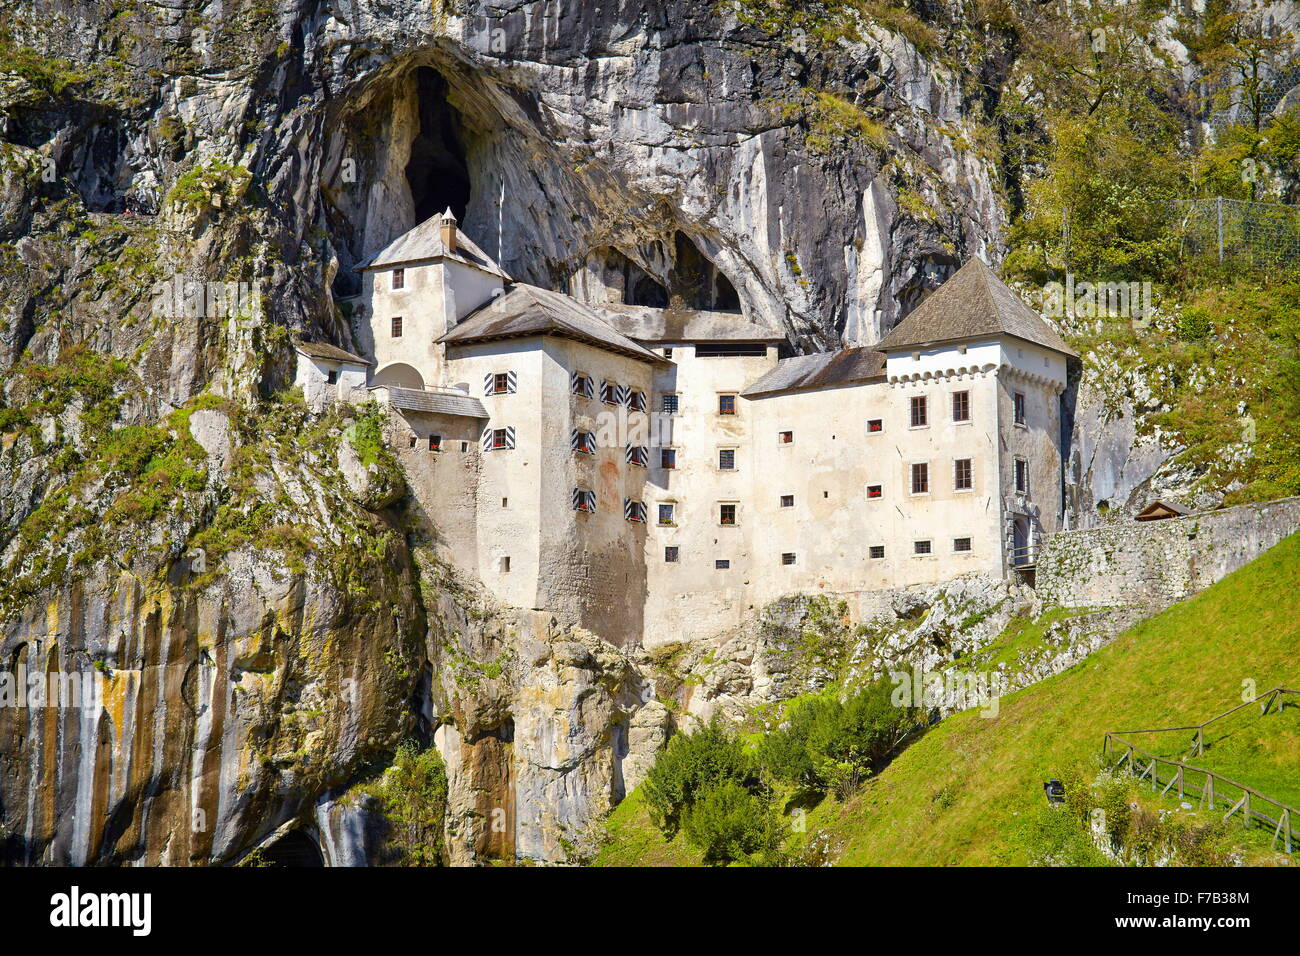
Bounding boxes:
663 348 674 359
1014 392 1026 425
914 540 932 555
408 435 417 449
780 494 794 508
952 390 970 422
491 372 511 394
867 418 883 433
571 373 593 397
627 445 649 467
719 504 737 526
911 462 929 495
665 546 679 563
391 316 403 338
869 545 885 559
718 394 737 416
1015 458 1029 494
573 488 596 513
910 395 928 427
954 537 972 553
718 448 736 471
499 555 510 572
658 503 675 526
601 380 618 405
715 559 730 570
954 458 972 491
660 448 677 469
779 430 793 444
392 268 405 290
625 499 647 523
867 484 883 499
326 369 338 385
781 552 796 566
491 428 509 450
429 435 442 452
630 390 647 413
573 430 595 455
662 393 679 414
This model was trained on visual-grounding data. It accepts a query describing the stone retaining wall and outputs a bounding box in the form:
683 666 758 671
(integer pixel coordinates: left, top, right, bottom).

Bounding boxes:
1035 497 1300 610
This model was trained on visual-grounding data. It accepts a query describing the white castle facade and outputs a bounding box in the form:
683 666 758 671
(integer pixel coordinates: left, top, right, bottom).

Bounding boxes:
296 210 1076 647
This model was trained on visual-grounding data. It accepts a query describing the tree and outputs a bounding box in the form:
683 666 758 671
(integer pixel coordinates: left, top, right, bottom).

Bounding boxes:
641 716 760 839
682 782 784 867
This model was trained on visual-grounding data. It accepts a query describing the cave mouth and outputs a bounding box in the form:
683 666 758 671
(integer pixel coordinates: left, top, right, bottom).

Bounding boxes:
405 66 471 225
259 829 325 867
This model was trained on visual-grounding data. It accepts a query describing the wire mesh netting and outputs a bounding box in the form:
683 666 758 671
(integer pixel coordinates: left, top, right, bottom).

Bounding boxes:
1173 197 1300 270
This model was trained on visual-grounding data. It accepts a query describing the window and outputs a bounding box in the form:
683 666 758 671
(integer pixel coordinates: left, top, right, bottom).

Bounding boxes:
571 372 594 398
910 395 928 427
911 462 929 495
658 503 675 526
718 448 736 471
867 418 883 433
572 488 596 513
954 537 972 553
392 268 405 290
601 380 619 405
778 430 793 444
665 546 679 562
1014 457 1029 495
624 498 647 523
326 369 338 385
499 556 510 572
630 390 647 413
952 390 970 422
869 545 885 560
715 559 730 569
718 394 737 416
867 484 883 499
502 498 508 508
781 552 797 566
719 504 737 526
780 494 794 508
429 435 442 452
1014 391 1026 425
571 429 596 455
408 435 417 449
485 371 517 396
663 347 674 359
697 343 767 357
954 458 972 491
660 448 677 469
391 316 403 338
914 540 932 555
662 393 679 414
482 427 516 451
626 445 649 468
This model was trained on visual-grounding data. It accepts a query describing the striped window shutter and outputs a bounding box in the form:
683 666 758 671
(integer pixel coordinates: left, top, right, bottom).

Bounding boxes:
584 376 594 398
570 372 582 395
506 370 517 393
484 372 494 396
481 426 493 451
570 428 582 451
504 426 516 449
615 384 631 407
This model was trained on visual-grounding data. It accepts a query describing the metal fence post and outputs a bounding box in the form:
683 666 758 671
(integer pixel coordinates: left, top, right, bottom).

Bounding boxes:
1217 196 1224 264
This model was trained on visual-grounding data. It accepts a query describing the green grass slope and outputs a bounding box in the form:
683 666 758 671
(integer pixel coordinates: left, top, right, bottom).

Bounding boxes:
598 531 1300 867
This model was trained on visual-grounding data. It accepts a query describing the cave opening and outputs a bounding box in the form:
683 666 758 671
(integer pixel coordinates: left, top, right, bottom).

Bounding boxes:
405 66 471 226
629 274 669 308
259 829 325 867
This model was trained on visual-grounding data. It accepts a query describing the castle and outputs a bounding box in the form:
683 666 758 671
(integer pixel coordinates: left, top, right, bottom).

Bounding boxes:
296 210 1076 647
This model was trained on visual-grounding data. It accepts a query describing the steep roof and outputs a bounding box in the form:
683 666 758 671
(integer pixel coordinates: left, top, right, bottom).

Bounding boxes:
741 347 886 398
356 216 510 279
875 258 1077 357
1135 499 1193 521
595 303 784 343
438 284 669 365
380 386 489 419
294 339 370 366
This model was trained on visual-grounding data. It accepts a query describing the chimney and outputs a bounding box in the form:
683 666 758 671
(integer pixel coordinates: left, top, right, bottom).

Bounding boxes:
439 207 457 253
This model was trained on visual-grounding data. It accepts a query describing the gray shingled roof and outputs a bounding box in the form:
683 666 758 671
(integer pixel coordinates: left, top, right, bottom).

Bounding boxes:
875 259 1077 357
356 215 510 280
741 347 886 398
595 303 784 343
294 339 371 365
439 284 669 365
382 386 488 418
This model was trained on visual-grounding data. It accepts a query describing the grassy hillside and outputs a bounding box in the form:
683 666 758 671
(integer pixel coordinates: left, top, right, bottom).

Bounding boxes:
597 531 1300 866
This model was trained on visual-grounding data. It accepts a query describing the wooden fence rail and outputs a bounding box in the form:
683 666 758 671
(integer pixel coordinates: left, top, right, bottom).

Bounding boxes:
1102 687 1299 854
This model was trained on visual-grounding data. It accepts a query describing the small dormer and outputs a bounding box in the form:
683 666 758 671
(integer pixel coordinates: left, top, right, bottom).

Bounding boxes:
351 211 510 390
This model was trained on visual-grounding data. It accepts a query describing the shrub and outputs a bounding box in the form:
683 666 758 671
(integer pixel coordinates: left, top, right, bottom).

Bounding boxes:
367 741 448 867
682 781 784 867
642 716 760 839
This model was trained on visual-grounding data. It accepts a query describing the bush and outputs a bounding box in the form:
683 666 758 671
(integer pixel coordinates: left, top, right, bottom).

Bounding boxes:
681 782 784 867
367 741 448 867
759 681 922 798
642 716 760 840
